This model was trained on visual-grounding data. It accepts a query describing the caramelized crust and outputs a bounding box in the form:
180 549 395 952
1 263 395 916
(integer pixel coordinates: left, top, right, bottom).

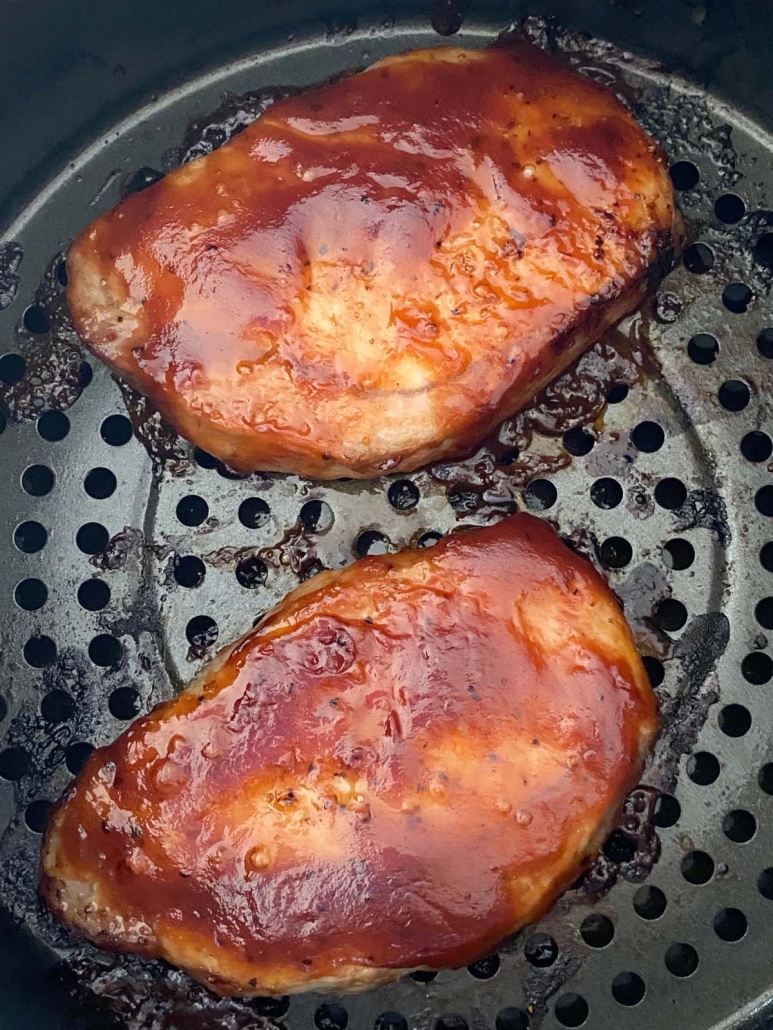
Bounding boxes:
41 515 658 995
67 43 678 477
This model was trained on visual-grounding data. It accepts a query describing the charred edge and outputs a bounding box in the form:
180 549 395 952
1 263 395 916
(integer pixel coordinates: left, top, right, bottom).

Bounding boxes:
646 229 679 293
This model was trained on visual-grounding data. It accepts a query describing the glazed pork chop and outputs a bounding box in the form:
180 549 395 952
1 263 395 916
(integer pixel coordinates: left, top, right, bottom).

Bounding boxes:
41 515 658 996
67 42 679 478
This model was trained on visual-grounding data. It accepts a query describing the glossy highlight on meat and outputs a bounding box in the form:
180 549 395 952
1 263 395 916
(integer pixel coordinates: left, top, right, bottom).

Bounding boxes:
41 514 658 996
67 43 679 478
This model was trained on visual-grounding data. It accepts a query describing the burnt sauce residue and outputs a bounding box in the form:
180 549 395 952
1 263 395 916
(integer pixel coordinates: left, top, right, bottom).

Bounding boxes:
616 562 672 658
0 240 24 310
90 526 146 573
256 524 324 581
57 952 278 1030
115 379 193 471
0 254 90 422
650 612 729 794
522 950 582 1023
178 85 305 165
197 529 323 585
574 787 661 900
430 328 645 517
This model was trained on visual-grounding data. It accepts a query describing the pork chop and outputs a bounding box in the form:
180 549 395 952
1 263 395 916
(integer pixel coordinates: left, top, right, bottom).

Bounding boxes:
67 42 679 477
41 514 658 996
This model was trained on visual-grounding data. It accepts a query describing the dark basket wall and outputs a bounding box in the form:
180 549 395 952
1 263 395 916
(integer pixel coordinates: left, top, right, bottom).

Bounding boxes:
1 0 772 232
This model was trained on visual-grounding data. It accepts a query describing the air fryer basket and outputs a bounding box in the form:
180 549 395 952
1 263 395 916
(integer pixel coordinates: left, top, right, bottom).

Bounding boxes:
1 2 772 1029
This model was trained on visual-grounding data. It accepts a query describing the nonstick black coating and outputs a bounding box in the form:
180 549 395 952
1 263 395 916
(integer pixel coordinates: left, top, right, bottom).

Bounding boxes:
1 2 773 1029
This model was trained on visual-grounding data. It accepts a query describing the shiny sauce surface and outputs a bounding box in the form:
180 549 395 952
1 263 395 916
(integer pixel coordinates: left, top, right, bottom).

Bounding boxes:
67 43 675 476
43 515 657 993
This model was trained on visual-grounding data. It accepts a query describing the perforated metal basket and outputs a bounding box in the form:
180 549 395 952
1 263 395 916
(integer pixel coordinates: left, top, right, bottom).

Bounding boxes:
1 3 773 1030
